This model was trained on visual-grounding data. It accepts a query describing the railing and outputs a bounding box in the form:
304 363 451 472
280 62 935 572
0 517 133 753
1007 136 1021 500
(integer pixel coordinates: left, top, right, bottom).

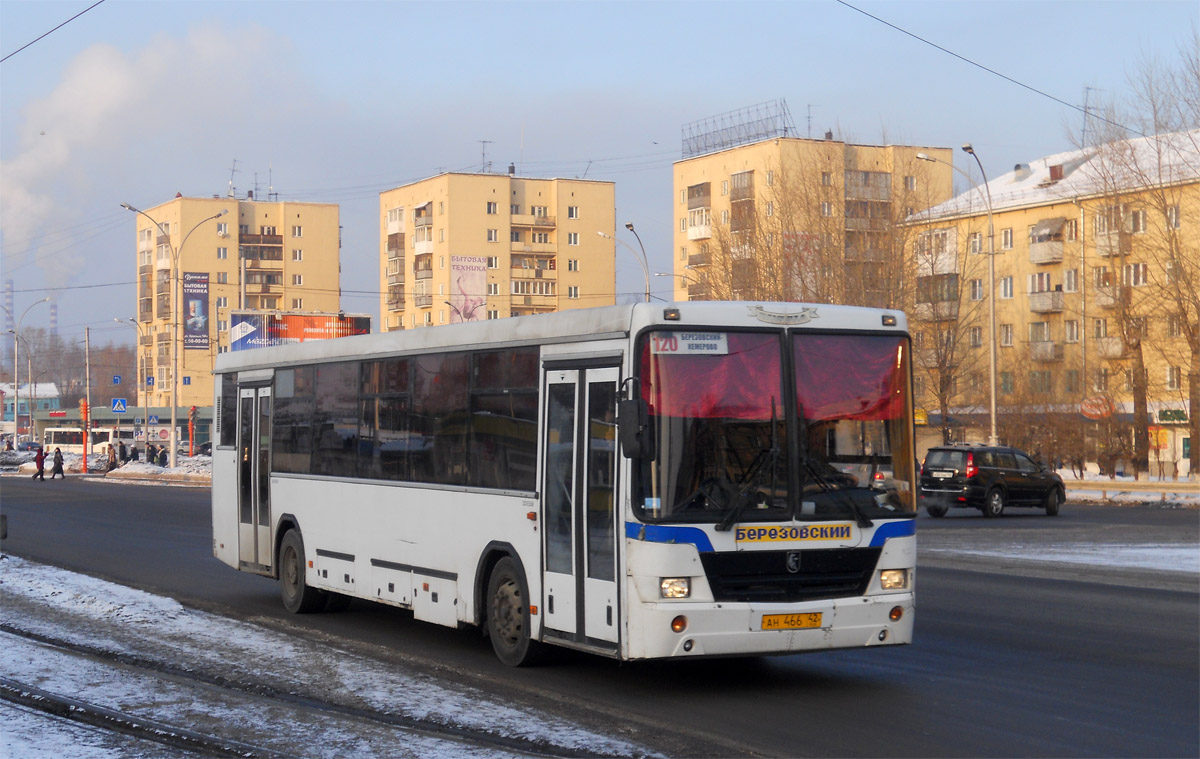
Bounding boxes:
511 267 555 279
1029 240 1064 264
413 294 433 308
1095 335 1126 359
510 294 557 308
414 214 433 228
912 301 960 321
511 213 556 228
844 217 889 232
688 252 711 268
1029 341 1064 362
512 242 556 254
843 184 891 202
1094 232 1126 258
688 224 712 241
240 234 284 246
1029 290 1064 313
1094 285 1128 309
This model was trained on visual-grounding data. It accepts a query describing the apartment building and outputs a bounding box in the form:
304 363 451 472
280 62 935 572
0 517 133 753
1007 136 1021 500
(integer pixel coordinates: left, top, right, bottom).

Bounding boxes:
130 194 340 408
671 133 953 307
908 131 1199 472
378 172 616 331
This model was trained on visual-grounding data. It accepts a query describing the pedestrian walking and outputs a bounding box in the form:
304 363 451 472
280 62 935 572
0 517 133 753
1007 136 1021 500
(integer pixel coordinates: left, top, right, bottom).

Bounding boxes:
119 440 128 464
106 444 118 472
50 447 65 479
130 445 140 463
147 444 157 465
32 447 46 481
158 446 168 467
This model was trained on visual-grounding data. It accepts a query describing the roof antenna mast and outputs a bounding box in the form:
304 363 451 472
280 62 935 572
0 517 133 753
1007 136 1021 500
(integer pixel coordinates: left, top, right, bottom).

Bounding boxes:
478 139 493 173
227 158 239 198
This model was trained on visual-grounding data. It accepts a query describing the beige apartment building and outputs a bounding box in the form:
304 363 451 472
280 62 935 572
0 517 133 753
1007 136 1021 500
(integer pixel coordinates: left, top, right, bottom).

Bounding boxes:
908 131 1199 473
378 172 616 331
130 194 341 407
670 134 953 308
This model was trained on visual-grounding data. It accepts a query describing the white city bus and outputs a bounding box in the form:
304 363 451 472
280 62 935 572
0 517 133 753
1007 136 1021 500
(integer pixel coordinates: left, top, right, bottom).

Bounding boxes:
211 302 918 665
43 426 136 455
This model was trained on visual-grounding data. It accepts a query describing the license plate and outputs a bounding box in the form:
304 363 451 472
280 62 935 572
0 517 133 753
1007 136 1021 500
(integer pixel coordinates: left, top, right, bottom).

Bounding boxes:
761 612 823 630
933 471 954 479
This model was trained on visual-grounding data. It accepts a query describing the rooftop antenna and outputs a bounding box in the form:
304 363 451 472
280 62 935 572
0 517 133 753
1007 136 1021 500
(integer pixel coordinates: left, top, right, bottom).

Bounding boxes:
806 104 818 139
1080 86 1102 148
478 139 493 172
226 158 239 198
268 164 277 201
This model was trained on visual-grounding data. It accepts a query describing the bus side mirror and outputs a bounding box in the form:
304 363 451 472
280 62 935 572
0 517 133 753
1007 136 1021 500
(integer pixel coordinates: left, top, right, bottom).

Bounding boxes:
618 398 654 460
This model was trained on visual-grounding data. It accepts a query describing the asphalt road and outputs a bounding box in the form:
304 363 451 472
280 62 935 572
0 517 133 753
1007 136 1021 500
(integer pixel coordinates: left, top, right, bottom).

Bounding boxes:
2 476 1197 758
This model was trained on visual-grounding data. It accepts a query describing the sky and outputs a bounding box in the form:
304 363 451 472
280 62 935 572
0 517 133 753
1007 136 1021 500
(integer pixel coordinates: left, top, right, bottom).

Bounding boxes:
2 0 1197 352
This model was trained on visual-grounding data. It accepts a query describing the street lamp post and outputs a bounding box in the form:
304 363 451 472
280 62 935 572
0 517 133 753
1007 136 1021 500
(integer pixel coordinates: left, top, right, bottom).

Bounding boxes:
115 317 149 446
917 147 999 446
3 297 50 443
121 203 227 467
597 227 650 302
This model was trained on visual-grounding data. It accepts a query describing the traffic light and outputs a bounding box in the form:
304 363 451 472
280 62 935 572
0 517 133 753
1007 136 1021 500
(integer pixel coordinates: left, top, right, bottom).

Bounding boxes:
78 399 89 418
189 406 198 425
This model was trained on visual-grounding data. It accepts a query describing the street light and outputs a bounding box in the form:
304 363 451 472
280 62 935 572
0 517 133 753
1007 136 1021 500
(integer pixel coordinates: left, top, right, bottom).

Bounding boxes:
917 146 999 445
597 227 650 302
115 317 149 445
121 203 227 467
3 296 50 443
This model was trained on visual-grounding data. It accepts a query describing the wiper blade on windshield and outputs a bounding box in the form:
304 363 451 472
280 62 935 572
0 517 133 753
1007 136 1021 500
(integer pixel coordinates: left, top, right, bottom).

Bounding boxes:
802 459 874 528
715 397 780 532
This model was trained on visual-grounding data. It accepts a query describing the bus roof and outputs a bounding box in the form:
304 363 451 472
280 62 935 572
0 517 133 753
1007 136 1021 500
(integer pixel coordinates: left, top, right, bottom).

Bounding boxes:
214 301 908 374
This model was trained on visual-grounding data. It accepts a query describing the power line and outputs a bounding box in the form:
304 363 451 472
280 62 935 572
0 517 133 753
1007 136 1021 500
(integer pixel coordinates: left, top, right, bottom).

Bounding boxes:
834 0 1143 139
0 0 108 64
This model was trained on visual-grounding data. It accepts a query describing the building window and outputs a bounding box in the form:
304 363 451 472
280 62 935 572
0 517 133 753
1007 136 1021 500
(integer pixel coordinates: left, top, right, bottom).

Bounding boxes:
568 286 579 299
1093 266 1113 287
567 206 579 219
1093 318 1108 338
216 296 228 309
1064 269 1078 292
821 172 832 186
1094 368 1109 392
292 249 303 261
721 210 729 225
1123 262 1148 286
217 247 228 260
680 218 687 232
1065 370 1079 393
1129 209 1146 233
568 259 579 271
1030 371 1052 394
766 170 774 187
531 205 547 217
508 203 519 215
1000 276 1013 299
487 310 499 320
821 202 832 217
904 175 916 191
291 298 303 309
487 256 499 269
438 202 444 215
970 326 982 348
1066 219 1078 241
1065 320 1080 343
292 274 303 285
567 232 579 245
679 246 687 260
721 180 729 196
1028 272 1053 293
1167 205 1181 229
1000 323 1013 347
486 282 498 296
969 233 982 254
1000 371 1014 395
969 278 983 301
487 229 499 242
216 272 228 284
532 232 549 244
292 225 303 237
1001 228 1014 249
486 201 498 214
1029 321 1050 342
260 225 276 236
680 190 685 205
216 222 228 236
439 229 444 242
1168 366 1183 390
766 201 774 217
1168 315 1182 337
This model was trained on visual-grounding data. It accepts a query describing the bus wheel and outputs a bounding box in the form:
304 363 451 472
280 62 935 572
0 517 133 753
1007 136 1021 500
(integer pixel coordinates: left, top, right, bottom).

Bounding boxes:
280 530 327 614
486 557 541 667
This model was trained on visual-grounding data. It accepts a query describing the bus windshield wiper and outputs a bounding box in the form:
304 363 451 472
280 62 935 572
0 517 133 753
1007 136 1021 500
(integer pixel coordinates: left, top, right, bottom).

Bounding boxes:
715 398 780 532
798 408 873 529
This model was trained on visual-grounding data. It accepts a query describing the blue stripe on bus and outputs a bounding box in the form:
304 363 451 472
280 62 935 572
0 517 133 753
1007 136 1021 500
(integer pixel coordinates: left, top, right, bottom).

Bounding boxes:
625 522 715 553
868 520 916 546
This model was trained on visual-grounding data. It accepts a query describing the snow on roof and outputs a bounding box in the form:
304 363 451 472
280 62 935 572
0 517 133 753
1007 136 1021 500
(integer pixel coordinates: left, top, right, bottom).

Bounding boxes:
0 382 59 399
913 129 1200 222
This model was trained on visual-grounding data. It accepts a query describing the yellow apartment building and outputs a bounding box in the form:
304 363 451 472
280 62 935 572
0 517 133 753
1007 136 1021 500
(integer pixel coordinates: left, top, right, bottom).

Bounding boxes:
908 130 1199 474
129 194 341 408
670 132 953 308
378 172 616 331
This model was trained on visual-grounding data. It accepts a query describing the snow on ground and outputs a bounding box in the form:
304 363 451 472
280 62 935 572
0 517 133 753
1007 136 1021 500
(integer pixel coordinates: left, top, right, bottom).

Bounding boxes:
0 555 654 758
925 542 1200 574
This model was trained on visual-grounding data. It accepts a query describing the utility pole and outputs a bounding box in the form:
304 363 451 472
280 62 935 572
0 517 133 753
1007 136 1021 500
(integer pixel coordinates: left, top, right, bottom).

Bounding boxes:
85 326 92 473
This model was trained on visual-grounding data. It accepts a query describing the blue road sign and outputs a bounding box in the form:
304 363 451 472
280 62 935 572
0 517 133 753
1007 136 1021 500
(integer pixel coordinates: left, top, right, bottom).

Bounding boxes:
112 398 128 413
183 376 191 386
146 376 155 386
148 414 159 425
113 375 122 385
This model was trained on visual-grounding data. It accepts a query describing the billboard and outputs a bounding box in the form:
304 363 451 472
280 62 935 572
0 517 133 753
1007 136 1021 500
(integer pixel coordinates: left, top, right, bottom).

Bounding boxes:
449 255 487 323
229 311 371 351
182 272 209 350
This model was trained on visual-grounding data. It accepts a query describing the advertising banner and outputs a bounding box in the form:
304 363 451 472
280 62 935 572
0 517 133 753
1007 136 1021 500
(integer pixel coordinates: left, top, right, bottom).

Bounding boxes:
229 311 371 351
449 255 487 323
182 272 210 350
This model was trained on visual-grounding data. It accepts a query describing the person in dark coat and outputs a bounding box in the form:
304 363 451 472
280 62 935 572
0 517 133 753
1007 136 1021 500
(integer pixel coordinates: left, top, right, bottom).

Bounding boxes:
158 446 168 467
50 447 65 479
32 447 46 480
147 444 157 465
118 440 128 464
130 445 140 463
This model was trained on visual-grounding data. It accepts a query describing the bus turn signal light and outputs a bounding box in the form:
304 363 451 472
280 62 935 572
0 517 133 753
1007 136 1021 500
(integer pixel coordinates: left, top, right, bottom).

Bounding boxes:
671 615 688 633
889 606 903 621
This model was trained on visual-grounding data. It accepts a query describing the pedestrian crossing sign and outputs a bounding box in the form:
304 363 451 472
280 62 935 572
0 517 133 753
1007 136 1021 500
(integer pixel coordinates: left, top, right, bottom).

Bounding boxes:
112 398 128 413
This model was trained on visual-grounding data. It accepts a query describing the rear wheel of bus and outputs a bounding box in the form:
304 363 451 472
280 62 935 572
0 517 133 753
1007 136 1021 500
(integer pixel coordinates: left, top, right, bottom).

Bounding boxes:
486 557 542 666
279 529 327 613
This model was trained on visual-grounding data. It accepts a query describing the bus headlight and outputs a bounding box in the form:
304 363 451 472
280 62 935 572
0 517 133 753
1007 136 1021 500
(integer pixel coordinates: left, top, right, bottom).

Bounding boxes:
660 577 691 598
879 569 910 590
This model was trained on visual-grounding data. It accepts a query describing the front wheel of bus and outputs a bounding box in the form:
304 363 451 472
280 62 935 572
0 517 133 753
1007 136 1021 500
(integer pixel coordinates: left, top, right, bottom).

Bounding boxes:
487 557 541 667
280 530 327 614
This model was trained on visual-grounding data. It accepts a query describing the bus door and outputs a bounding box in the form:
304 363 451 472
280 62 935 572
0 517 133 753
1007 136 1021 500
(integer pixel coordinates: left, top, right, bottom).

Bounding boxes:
237 386 272 572
541 366 620 647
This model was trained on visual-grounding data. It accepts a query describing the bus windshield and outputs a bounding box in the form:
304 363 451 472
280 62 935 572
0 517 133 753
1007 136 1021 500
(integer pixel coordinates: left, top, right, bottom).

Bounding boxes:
633 330 915 524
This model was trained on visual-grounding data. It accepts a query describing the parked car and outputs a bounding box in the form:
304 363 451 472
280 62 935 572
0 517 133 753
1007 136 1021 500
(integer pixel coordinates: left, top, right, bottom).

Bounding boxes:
919 444 1064 518
16 441 40 452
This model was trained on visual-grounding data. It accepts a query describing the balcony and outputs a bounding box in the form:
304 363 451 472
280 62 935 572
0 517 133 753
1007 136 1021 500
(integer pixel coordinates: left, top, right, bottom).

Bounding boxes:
414 213 433 228
511 267 556 280
511 213 556 228
844 247 889 262
386 289 405 310
241 233 284 246
911 301 960 322
415 269 433 281
688 223 712 241
1029 240 1064 264
1029 341 1065 362
688 251 711 268
844 217 889 232
511 241 556 255
843 183 891 202
1094 285 1129 309
413 294 433 308
1095 231 1127 258
687 282 711 300
387 233 405 253
1095 336 1126 359
1029 290 1064 313
510 294 557 309
414 239 433 255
